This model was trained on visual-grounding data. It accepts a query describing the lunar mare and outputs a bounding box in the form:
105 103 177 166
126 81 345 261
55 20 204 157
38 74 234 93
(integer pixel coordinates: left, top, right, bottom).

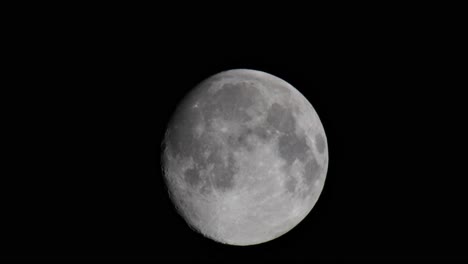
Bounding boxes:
162 69 328 246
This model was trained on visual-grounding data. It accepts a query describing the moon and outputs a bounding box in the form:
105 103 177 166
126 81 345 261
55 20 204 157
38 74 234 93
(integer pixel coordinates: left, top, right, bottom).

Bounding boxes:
162 69 328 246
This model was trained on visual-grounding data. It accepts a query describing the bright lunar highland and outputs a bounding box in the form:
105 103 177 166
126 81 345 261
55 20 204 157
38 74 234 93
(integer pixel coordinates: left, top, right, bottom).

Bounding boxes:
162 69 328 246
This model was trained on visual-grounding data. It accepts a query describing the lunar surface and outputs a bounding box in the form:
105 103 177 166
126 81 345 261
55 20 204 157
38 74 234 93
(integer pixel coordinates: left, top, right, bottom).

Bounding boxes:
162 69 328 246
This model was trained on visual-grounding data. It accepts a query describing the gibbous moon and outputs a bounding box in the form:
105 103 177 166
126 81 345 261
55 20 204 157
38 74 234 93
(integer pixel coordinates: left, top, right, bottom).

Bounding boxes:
162 69 328 246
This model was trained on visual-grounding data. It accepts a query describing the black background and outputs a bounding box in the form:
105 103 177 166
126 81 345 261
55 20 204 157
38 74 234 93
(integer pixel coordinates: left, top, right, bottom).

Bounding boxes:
2 5 466 262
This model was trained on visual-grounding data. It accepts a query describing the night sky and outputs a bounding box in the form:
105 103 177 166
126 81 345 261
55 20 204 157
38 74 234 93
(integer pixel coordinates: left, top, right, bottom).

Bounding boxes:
2 5 465 262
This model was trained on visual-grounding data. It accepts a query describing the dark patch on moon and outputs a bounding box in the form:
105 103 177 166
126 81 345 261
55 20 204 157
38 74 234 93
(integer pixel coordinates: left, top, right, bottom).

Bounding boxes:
252 125 271 142
263 100 319 195
184 167 201 186
303 157 321 187
210 153 238 191
226 125 269 152
224 118 278 153
277 132 310 167
199 182 212 195
166 105 210 166
202 82 261 122
175 144 237 193
315 133 326 154
265 103 296 134
226 127 252 149
285 175 297 193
